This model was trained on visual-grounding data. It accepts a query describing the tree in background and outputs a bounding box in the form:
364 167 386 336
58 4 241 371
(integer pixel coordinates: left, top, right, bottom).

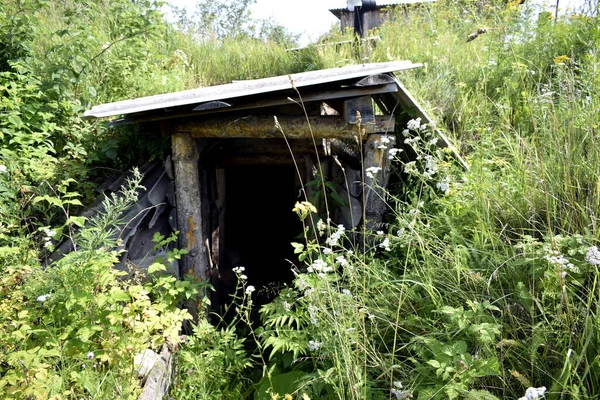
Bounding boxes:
170 0 299 46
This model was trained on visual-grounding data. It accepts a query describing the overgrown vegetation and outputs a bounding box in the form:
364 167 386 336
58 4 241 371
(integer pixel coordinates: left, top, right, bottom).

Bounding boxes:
1 0 599 398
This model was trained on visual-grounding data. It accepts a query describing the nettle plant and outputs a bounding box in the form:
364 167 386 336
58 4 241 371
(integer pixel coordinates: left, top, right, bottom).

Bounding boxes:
0 169 198 399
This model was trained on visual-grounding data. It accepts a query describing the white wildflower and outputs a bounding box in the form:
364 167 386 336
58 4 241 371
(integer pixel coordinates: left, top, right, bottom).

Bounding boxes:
396 228 405 237
282 301 291 312
586 246 600 265
377 135 393 149
406 118 422 131
393 381 403 389
310 259 329 273
87 351 94 360
37 294 51 302
391 388 412 400
377 230 384 235
436 177 450 194
232 266 245 274
0 165 7 173
323 247 332 255
239 274 248 280
379 237 391 251
403 161 418 175
402 129 410 136
518 386 546 400
388 148 403 160
309 340 323 351
245 286 255 295
404 136 421 145
308 304 319 326
560 271 567 279
316 219 327 236
335 256 349 268
325 224 345 246
424 155 438 177
342 289 352 297
365 166 381 179
545 252 579 274
42 227 56 239
297 277 308 291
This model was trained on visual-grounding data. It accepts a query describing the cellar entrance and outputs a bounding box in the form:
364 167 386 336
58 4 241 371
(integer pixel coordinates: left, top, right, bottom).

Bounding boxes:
220 164 302 308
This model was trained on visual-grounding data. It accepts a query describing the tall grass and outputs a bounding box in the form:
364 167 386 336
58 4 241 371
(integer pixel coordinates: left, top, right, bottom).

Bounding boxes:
213 1 600 398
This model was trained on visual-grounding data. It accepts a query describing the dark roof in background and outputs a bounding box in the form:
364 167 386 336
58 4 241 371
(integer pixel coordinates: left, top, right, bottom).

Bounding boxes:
329 0 438 16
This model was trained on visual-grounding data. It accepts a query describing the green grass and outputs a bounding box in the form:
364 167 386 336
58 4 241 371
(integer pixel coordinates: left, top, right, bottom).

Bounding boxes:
2 0 600 398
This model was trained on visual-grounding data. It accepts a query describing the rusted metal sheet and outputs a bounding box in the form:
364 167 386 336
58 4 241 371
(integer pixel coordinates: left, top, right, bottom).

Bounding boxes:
83 61 420 118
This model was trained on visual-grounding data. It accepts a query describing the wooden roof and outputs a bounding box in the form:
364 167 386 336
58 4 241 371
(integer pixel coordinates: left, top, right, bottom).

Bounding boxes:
84 61 420 120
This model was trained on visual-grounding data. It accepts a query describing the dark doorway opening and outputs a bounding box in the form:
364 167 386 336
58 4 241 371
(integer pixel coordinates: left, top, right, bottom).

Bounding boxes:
220 164 302 310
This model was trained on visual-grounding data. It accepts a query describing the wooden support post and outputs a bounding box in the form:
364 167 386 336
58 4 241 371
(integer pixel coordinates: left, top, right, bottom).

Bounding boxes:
172 133 210 318
363 133 396 230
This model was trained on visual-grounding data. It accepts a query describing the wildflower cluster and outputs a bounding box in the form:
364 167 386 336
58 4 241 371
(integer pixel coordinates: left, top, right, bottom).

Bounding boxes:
308 340 323 351
365 166 382 179
307 259 333 277
376 230 391 251
518 386 546 400
232 266 248 281
37 293 51 302
293 201 317 220
316 219 327 236
397 119 452 195
390 381 412 399
545 250 579 277
585 246 600 265
335 255 349 267
325 224 345 247
41 227 56 249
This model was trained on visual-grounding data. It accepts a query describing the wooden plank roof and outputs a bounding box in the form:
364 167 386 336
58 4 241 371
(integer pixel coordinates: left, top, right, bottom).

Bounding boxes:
84 61 420 119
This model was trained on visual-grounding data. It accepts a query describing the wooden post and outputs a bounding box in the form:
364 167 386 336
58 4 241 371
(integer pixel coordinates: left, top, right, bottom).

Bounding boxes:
172 133 210 318
363 133 396 230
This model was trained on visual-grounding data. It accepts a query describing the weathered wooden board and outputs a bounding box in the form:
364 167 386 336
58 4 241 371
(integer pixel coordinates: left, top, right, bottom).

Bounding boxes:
137 345 172 400
172 115 394 139
171 133 210 318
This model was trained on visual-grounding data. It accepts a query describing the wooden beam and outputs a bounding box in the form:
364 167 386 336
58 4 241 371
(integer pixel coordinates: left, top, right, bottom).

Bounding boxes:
173 115 394 139
171 133 210 318
108 83 398 126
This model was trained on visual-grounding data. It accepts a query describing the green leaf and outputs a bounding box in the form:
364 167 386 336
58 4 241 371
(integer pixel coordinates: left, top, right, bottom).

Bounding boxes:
291 242 304 254
148 262 167 274
66 216 86 227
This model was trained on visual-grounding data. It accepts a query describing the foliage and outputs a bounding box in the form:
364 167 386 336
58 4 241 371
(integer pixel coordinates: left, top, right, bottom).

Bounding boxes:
0 170 196 398
2 0 600 398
